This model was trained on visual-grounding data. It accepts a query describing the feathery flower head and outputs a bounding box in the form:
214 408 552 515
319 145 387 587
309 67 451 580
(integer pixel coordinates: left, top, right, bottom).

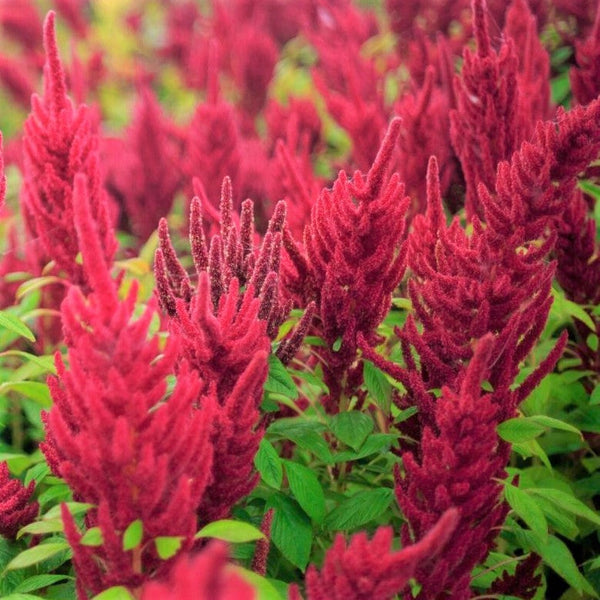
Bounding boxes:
296 508 458 600
0 461 38 539
21 11 115 289
288 118 408 401
42 174 214 595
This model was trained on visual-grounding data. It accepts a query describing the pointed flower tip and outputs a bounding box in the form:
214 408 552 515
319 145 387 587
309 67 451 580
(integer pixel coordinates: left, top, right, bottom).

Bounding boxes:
385 116 402 145
472 0 491 57
427 155 439 176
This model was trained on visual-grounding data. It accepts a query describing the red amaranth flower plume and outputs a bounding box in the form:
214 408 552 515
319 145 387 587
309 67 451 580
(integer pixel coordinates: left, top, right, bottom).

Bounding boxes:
230 25 278 121
155 180 281 521
156 177 313 364
504 0 551 126
0 0 43 54
481 99 600 242
395 65 458 216
21 11 115 289
309 1 386 171
184 45 241 207
291 508 458 600
450 0 524 219
42 174 214 597
141 541 255 600
570 1 600 105
104 88 182 242
0 461 38 539
393 337 509 599
166 271 268 525
285 118 408 403
359 155 567 440
0 53 36 108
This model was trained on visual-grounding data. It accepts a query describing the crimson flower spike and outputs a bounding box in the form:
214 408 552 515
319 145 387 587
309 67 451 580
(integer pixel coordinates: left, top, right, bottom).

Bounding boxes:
104 88 182 242
0 461 38 539
21 11 116 290
170 272 269 524
156 178 310 362
481 98 600 244
286 118 408 404
290 508 458 600
360 154 567 447
570 0 600 105
395 64 457 217
42 168 215 596
450 0 524 220
395 336 507 599
184 42 241 205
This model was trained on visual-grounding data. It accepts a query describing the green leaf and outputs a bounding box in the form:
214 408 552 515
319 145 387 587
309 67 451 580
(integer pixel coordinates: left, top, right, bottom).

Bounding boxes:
332 337 342 352
265 355 298 399
591 385 600 406
391 297 412 311
14 575 72 593
526 415 582 437
154 536 184 559
303 336 326 347
195 520 265 543
38 484 71 508
283 430 333 464
288 369 329 394
4 543 70 571
528 488 600 526
233 567 285 600
324 488 394 531
551 288 596 331
266 418 333 463
0 382 52 408
0 311 35 342
91 587 135 600
363 360 392 413
1 595 46 600
0 351 56 374
16 276 63 301
44 502 93 520
122 519 143 551
24 462 50 487
80 527 103 547
284 461 325 523
332 433 397 462
511 439 552 469
504 484 548 542
267 494 312 571
254 438 283 489
17 520 64 539
497 418 545 443
329 411 373 451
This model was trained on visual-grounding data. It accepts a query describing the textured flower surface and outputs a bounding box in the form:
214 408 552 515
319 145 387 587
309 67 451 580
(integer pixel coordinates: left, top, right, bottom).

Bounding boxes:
0 461 38 539
42 175 214 597
292 508 458 600
21 11 115 288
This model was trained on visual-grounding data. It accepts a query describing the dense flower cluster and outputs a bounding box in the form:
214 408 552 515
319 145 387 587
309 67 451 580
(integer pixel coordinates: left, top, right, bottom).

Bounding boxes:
0 1 599 598
0 461 38 538
291 508 458 600
41 175 215 596
286 119 409 403
21 12 115 289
